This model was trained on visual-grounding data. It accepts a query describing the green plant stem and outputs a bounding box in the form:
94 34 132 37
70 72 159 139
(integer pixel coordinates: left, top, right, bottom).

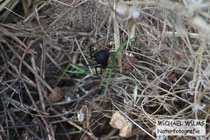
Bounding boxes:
100 36 136 105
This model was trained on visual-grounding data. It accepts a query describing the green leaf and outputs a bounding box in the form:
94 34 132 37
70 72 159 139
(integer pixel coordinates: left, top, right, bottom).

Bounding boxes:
55 64 97 86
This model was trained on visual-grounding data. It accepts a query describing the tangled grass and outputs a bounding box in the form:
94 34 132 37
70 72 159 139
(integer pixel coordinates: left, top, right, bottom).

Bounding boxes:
0 0 209 139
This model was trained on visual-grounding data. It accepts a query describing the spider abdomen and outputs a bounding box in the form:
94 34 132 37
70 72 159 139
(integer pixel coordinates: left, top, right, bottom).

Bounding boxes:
94 50 109 68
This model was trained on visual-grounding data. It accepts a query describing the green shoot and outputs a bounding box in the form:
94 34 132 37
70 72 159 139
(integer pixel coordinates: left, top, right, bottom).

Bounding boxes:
55 64 97 86
99 36 136 105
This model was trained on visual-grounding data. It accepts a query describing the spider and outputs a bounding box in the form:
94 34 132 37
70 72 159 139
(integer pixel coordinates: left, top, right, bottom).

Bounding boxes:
88 45 111 75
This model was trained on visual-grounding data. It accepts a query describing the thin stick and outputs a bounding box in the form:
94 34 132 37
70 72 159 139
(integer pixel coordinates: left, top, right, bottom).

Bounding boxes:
50 108 98 140
112 2 122 73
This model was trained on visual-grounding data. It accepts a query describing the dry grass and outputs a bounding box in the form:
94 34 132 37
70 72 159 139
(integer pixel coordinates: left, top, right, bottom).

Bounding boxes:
0 0 209 139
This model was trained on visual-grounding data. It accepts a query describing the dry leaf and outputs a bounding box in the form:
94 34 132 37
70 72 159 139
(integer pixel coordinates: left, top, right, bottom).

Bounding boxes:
77 105 90 128
48 87 63 103
119 120 133 137
109 111 133 137
78 106 87 123
109 111 127 129
91 102 103 111
122 53 135 70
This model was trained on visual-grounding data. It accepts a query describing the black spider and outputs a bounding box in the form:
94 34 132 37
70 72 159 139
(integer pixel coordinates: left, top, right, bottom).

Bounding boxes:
89 46 110 75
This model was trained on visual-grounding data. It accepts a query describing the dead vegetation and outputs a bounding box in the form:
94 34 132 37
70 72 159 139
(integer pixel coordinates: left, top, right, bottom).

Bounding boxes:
0 0 209 139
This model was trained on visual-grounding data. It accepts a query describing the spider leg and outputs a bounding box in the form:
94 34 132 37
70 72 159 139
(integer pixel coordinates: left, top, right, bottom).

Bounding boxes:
95 66 98 75
103 66 118 69
95 65 102 75
105 66 113 69
85 63 98 67
93 65 117 75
